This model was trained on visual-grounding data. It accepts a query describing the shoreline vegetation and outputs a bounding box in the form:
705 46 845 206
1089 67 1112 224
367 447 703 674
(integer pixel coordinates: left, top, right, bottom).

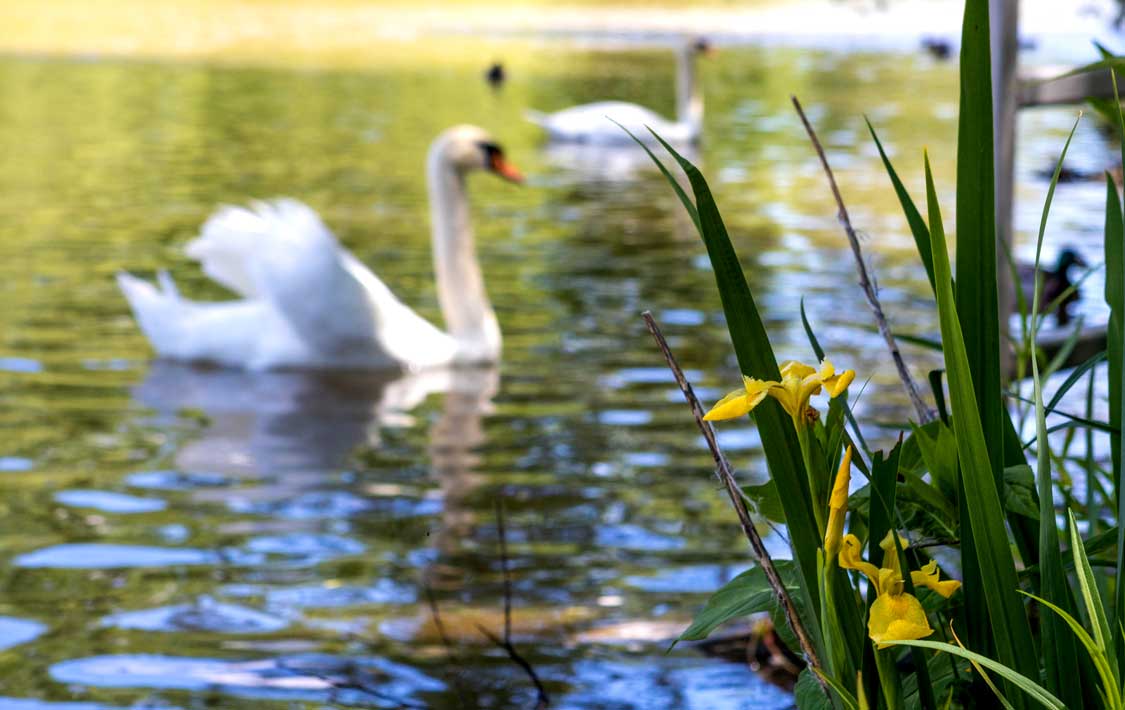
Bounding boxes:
0 0 1116 70
626 0 1125 702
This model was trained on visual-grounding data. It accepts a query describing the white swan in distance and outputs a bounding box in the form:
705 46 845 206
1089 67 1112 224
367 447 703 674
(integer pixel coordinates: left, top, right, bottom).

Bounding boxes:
526 38 711 145
117 125 522 372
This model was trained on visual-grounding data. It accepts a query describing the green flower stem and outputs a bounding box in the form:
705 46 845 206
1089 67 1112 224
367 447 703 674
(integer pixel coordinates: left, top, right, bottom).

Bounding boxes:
796 419 827 535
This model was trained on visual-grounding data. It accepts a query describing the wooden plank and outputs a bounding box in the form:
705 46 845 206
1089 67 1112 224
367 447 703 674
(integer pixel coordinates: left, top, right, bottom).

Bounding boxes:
1019 67 1117 107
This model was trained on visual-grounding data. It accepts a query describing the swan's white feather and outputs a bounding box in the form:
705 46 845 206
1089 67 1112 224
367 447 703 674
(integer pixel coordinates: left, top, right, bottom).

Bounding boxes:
527 101 690 145
119 199 457 371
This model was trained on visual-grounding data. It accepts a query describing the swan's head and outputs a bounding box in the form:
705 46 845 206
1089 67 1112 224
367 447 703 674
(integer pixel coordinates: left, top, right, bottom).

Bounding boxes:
431 125 523 183
689 37 713 56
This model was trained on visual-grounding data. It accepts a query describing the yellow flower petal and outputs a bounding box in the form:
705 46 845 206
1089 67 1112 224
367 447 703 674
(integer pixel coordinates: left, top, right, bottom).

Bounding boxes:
780 361 817 379
829 446 853 510
824 369 856 398
741 375 775 398
879 530 908 574
839 533 880 586
703 388 754 421
824 446 853 562
911 560 962 599
816 359 836 380
868 592 933 649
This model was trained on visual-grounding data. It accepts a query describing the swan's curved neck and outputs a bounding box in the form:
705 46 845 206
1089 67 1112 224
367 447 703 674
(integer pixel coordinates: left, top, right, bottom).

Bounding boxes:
427 149 501 363
675 47 703 141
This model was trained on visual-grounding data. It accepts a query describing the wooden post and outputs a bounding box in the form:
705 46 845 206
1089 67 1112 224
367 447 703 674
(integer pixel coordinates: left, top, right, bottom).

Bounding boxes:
992 0 1019 377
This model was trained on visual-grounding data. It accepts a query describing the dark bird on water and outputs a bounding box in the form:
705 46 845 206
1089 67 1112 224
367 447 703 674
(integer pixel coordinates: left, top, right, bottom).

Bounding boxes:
1016 247 1088 326
486 62 505 89
921 37 953 60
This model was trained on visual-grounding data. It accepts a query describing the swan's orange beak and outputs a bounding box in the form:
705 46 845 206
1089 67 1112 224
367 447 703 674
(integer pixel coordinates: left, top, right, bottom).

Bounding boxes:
490 154 524 184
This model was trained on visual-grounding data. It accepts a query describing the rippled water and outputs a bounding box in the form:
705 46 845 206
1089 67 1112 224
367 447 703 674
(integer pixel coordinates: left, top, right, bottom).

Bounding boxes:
0 35 1113 709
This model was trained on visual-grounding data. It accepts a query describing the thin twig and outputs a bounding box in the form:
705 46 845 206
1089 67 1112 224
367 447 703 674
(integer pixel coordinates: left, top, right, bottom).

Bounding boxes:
425 583 469 710
791 95 935 424
641 311 825 684
496 500 513 645
477 501 550 710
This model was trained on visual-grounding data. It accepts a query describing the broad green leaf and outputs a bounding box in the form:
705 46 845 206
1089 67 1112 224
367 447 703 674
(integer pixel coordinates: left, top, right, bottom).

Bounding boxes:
677 563 797 642
911 419 959 500
795 668 835 710
743 480 785 523
925 152 1038 688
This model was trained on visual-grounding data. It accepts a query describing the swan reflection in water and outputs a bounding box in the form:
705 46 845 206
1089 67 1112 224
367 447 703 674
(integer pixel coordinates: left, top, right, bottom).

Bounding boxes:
131 361 498 548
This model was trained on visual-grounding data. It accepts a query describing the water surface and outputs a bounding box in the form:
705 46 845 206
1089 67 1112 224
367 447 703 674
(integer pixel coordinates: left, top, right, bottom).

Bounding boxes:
0 36 1112 708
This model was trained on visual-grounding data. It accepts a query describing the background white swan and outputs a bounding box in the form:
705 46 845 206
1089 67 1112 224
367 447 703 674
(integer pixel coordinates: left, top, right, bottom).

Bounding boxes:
117 125 522 372
526 38 710 145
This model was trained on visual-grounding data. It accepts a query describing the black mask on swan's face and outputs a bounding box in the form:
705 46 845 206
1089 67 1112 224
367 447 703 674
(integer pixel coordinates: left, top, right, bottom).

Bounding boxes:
477 141 524 183
692 38 713 55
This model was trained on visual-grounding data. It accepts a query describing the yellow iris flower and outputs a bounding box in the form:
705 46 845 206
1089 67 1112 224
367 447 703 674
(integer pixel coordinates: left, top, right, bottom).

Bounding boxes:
839 533 960 649
702 359 856 424
823 445 853 561
911 560 963 598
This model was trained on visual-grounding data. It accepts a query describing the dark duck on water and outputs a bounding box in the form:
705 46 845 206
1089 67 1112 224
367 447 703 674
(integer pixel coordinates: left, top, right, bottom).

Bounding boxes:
1016 247 1088 326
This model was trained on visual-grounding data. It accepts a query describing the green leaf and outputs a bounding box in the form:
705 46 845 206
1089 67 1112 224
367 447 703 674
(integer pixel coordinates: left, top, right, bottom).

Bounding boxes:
1046 352 1108 413
1069 510 1115 677
743 480 786 523
608 119 700 234
955 0 1004 493
1026 114 1085 709
911 419 959 501
1021 591 1122 710
888 639 1066 710
866 118 935 293
925 151 1038 687
1003 465 1039 520
678 563 797 642
795 668 835 710
1107 72 1125 668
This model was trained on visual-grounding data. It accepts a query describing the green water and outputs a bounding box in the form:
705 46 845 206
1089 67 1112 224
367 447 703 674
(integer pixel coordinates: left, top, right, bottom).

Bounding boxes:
0 40 1109 709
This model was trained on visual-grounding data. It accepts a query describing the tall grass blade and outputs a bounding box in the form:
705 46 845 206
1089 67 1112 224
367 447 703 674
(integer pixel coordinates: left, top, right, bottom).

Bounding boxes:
608 119 701 234
1046 352 1107 413
889 639 1066 710
866 119 935 292
1027 115 1084 708
629 126 826 626
1022 591 1123 710
924 154 1038 693
1069 510 1114 672
1108 71 1125 668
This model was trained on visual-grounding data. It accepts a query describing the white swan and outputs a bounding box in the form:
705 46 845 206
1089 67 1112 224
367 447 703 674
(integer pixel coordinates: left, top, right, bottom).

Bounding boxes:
117 125 522 372
526 39 710 145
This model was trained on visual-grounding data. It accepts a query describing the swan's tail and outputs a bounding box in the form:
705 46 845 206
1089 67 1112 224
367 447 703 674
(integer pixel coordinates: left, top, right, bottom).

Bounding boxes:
116 271 185 358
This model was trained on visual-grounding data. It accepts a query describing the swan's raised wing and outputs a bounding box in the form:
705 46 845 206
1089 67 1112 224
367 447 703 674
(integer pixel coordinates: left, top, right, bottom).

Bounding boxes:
188 199 454 369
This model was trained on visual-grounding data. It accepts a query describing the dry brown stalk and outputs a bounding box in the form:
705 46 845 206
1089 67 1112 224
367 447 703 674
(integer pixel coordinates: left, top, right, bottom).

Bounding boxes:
790 95 935 424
